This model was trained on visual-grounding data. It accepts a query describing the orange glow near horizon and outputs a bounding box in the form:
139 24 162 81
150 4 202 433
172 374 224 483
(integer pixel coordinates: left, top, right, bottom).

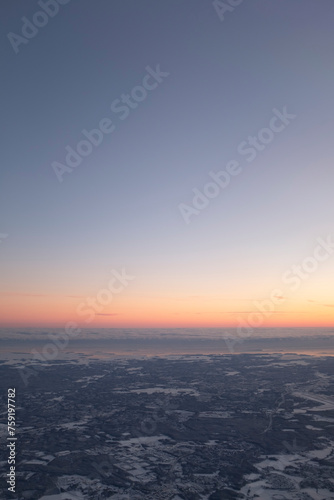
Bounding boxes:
0 292 333 329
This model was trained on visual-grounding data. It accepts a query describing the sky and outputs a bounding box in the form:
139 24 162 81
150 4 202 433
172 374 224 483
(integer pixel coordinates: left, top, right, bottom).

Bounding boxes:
1 0 334 329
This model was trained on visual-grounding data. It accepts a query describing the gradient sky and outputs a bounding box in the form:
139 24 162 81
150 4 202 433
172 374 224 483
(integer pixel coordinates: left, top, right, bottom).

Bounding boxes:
1 0 334 328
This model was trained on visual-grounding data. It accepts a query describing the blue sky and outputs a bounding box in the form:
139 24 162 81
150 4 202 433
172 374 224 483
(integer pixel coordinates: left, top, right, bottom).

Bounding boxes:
1 0 334 327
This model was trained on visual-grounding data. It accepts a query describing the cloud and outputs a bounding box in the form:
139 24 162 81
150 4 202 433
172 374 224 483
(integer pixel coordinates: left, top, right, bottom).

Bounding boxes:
226 311 305 314
0 292 46 297
172 296 280 302
0 292 84 298
96 313 119 316
308 300 334 308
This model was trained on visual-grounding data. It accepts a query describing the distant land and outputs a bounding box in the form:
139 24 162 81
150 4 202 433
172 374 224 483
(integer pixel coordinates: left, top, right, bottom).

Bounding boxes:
1 351 334 499
1 327 334 361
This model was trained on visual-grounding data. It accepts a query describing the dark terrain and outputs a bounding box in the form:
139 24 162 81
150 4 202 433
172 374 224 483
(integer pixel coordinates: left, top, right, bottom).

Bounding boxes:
1 353 334 499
